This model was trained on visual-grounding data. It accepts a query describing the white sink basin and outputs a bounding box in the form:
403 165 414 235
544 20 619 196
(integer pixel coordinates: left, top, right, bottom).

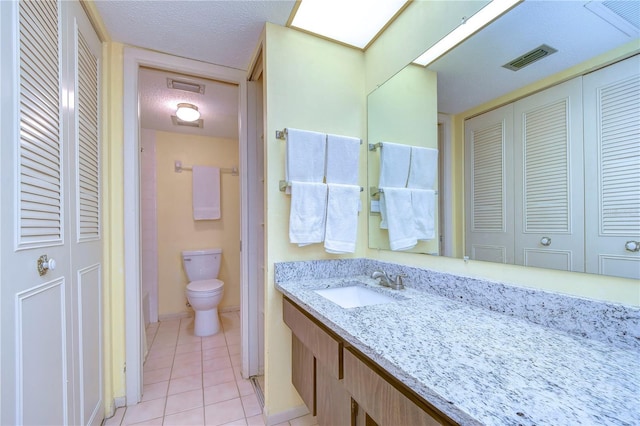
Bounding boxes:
314 286 396 309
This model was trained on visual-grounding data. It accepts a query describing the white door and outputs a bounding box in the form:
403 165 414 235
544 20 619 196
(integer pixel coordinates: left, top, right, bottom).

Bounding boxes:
584 55 640 279
66 1 104 424
513 77 585 272
465 104 515 263
246 73 265 377
0 1 103 424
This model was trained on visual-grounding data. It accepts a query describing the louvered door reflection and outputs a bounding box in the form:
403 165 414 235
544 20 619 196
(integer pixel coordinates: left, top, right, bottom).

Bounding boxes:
513 78 584 271
465 104 514 263
584 55 640 279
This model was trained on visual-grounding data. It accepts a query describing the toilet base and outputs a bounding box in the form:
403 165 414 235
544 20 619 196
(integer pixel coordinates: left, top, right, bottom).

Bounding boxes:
193 307 220 336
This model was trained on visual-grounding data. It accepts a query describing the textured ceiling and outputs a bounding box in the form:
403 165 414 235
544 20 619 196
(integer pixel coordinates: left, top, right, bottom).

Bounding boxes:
95 0 295 139
428 0 638 114
139 67 239 138
93 0 296 71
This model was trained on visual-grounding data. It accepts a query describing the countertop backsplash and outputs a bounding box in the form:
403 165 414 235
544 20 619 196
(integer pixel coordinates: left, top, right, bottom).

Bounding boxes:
274 258 640 351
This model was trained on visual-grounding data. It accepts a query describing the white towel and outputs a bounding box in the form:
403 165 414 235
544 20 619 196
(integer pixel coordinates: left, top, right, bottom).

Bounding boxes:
379 192 388 229
192 166 220 220
289 182 328 246
326 134 360 185
324 184 360 254
379 142 411 188
411 189 436 240
381 187 417 251
408 147 438 189
285 128 326 183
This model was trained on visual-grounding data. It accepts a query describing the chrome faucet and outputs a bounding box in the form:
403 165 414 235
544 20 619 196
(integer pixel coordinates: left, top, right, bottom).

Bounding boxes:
371 270 406 290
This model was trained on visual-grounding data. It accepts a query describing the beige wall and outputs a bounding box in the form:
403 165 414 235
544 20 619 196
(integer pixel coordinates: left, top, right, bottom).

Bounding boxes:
262 22 367 417
155 131 240 316
367 64 438 253
364 0 488 94
102 40 125 414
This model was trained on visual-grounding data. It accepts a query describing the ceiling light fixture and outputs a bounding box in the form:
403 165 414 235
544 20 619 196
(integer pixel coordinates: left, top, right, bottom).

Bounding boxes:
175 103 200 122
290 0 408 49
413 0 522 67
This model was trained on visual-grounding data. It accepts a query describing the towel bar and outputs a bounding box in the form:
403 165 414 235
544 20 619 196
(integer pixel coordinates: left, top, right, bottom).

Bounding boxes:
371 187 438 196
276 129 288 139
280 180 363 192
278 128 363 144
368 142 383 151
175 160 238 175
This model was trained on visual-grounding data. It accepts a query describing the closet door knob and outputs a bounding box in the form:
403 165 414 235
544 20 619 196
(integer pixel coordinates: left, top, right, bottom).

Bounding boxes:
37 255 56 276
625 241 640 252
540 237 551 246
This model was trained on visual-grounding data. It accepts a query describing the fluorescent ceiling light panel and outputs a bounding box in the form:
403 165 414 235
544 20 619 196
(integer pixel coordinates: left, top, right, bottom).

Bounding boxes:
414 0 522 67
291 0 408 49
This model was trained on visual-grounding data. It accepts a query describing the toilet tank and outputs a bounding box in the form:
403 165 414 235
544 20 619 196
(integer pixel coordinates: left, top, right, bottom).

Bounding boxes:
182 248 222 282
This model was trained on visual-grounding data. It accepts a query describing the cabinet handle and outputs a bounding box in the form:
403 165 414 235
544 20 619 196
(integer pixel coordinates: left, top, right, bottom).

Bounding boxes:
625 241 640 252
540 237 551 246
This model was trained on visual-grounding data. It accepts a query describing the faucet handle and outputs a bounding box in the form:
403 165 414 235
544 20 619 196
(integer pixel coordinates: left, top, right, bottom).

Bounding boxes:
394 273 407 288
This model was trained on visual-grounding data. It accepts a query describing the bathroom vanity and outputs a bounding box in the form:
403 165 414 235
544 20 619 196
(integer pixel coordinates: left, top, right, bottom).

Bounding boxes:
275 259 639 426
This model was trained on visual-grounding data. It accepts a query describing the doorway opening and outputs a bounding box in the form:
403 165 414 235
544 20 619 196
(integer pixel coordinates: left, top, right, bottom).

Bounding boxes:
123 47 264 406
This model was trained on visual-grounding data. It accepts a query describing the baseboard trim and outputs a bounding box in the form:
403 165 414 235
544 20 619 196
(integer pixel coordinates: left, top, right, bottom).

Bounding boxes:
220 305 240 313
114 396 126 408
264 405 310 426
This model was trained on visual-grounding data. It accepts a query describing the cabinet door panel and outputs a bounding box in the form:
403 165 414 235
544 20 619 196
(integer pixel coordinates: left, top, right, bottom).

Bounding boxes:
513 77 584 271
316 361 350 426
291 335 315 415
283 298 342 379
343 348 443 426
584 55 640 279
465 104 514 263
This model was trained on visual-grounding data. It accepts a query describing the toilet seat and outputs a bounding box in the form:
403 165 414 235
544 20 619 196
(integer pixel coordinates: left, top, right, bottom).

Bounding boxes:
187 279 224 293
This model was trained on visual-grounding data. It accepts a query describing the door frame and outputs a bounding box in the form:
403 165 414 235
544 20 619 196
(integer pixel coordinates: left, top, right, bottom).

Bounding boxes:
122 47 248 404
438 113 453 257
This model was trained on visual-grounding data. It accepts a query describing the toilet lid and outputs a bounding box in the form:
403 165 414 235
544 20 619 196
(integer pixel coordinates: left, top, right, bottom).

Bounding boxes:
187 279 224 292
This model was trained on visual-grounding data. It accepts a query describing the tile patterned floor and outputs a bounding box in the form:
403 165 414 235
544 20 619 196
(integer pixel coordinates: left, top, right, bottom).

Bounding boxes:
103 312 317 426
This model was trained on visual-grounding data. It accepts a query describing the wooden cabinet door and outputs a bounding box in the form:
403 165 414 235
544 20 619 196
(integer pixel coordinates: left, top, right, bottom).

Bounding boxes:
316 361 351 426
291 335 315 415
343 348 444 426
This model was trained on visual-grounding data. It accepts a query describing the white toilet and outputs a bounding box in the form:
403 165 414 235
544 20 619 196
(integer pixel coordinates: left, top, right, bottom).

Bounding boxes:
181 248 225 336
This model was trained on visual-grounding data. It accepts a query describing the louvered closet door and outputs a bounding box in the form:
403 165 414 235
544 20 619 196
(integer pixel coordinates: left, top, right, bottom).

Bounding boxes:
465 104 515 263
513 77 584 272
0 1 74 425
584 55 640 279
65 1 104 424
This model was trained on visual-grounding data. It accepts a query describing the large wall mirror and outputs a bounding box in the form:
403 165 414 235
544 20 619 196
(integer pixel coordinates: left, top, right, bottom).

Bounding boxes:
367 0 640 279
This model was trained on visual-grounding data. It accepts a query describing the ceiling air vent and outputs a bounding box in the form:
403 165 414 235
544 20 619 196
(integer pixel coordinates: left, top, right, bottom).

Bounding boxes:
585 0 640 37
171 116 204 128
167 78 205 94
502 44 558 71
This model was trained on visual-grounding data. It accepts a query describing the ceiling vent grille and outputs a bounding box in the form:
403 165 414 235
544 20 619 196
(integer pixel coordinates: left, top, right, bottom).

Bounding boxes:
171 116 204 128
502 44 558 71
585 0 640 37
167 78 205 94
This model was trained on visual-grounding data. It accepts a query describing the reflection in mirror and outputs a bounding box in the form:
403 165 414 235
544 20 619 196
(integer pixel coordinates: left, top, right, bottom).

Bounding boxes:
367 0 640 279
367 65 439 254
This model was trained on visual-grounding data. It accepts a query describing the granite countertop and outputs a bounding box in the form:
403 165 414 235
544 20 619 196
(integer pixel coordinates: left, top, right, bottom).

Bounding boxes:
275 276 640 426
